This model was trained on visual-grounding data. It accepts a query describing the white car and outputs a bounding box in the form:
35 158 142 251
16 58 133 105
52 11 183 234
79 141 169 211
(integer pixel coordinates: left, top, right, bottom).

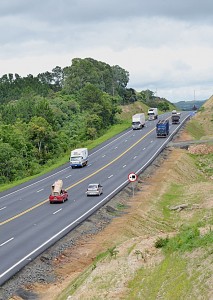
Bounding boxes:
86 183 103 196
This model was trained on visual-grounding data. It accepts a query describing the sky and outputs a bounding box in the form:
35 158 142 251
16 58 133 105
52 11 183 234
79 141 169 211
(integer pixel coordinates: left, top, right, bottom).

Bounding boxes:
1 0 213 103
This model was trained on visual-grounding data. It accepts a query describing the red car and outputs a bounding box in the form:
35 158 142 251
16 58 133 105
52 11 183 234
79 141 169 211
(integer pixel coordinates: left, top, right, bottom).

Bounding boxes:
49 180 68 203
49 190 68 204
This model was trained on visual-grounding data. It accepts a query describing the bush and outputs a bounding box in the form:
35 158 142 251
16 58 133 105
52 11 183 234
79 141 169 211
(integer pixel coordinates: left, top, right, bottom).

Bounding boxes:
155 237 169 248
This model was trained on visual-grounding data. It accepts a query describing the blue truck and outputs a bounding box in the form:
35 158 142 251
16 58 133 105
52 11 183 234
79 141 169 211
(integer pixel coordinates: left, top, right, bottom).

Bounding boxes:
156 120 169 137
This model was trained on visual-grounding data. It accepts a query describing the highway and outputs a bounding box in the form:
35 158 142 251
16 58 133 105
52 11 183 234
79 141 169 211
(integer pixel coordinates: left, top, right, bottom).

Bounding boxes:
0 111 190 285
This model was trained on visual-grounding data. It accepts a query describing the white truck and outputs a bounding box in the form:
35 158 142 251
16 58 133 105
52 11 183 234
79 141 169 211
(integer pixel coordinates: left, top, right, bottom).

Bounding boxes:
70 148 88 168
132 113 145 130
148 108 158 120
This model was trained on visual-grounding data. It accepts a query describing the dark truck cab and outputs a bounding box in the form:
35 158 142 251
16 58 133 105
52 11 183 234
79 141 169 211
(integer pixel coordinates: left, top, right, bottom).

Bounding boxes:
171 114 180 124
156 120 169 137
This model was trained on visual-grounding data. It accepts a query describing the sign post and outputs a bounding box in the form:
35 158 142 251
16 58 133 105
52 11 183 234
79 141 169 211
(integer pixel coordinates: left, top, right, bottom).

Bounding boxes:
128 172 138 197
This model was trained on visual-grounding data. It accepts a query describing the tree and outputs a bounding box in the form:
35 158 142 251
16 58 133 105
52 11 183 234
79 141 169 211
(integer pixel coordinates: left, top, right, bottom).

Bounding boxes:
158 102 170 112
28 116 54 161
78 84 102 111
112 65 129 97
62 58 129 97
0 142 23 183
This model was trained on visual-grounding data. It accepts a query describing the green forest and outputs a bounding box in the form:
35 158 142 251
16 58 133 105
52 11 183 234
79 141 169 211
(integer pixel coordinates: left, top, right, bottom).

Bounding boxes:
0 57 171 185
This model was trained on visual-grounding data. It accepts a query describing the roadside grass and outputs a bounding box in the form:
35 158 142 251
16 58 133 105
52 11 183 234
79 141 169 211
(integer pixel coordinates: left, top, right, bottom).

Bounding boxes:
127 254 197 300
116 202 128 210
163 225 213 253
194 153 213 178
127 243 137 255
185 119 206 140
158 183 184 221
57 249 110 300
127 226 212 300
126 149 213 300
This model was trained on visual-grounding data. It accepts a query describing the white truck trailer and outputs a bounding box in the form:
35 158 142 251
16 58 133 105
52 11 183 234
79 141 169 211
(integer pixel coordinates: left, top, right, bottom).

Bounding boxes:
148 108 158 120
70 148 88 168
132 113 145 130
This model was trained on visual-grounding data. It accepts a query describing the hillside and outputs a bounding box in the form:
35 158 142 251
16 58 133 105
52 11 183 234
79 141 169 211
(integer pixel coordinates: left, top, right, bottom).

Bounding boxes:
174 99 207 111
4 98 213 300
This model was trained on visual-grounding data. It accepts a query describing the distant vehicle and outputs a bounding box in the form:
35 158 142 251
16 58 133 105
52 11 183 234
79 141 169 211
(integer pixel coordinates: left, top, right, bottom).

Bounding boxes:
172 110 177 115
70 148 88 168
171 114 180 124
156 120 169 137
86 183 103 196
49 180 68 204
148 108 158 120
132 113 145 130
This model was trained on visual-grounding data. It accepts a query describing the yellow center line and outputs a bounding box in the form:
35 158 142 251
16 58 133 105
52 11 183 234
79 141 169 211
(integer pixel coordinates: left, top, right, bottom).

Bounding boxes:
0 128 155 226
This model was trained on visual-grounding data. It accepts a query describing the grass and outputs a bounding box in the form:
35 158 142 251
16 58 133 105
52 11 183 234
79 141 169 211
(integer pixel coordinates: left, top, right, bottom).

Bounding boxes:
127 243 137 255
194 153 213 178
158 183 184 221
57 249 110 300
127 224 213 300
156 225 213 253
116 202 128 210
127 255 197 300
185 119 206 140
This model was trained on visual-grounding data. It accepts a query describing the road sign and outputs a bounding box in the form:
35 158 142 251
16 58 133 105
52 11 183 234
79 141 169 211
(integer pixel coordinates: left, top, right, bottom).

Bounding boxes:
128 172 138 182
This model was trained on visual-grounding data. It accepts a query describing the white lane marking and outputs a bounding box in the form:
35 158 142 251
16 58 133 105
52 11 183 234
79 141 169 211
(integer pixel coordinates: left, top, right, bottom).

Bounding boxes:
102 155 106 157
125 139 128 142
37 189 44 193
143 148 146 150
108 175 113 179
0 207 6 211
133 156 137 159
90 129 132 156
114 147 118 149
123 165 126 168
66 174 72 178
87 164 92 167
151 140 153 143
53 209 62 215
0 237 14 247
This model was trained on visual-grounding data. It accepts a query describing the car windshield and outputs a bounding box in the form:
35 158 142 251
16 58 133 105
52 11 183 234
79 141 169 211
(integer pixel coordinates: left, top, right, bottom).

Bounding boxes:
71 157 81 161
88 184 98 189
